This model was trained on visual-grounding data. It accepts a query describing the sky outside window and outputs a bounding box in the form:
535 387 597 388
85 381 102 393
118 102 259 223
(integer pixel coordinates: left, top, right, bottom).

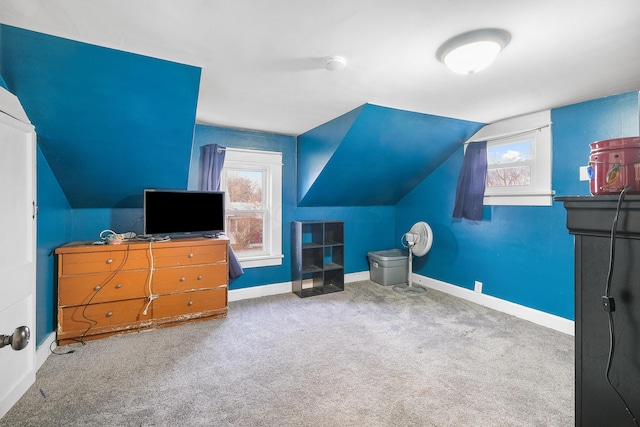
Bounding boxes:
488 140 531 165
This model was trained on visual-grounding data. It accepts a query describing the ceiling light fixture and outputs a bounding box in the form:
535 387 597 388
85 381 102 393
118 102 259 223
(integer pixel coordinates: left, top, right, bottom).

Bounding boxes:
323 56 346 71
436 28 511 75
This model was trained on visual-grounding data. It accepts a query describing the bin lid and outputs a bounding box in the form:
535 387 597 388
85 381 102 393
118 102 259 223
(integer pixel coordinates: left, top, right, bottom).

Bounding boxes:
367 249 408 260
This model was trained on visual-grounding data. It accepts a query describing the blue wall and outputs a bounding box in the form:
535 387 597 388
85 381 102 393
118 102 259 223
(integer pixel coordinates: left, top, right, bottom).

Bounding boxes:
1 24 200 346
6 20 638 344
189 125 396 289
68 208 145 240
36 147 73 346
394 92 640 320
552 92 640 196
29 91 640 347
0 24 201 209
298 104 483 206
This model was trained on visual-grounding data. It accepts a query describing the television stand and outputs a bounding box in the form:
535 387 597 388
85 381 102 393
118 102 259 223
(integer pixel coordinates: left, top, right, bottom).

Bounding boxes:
55 236 229 344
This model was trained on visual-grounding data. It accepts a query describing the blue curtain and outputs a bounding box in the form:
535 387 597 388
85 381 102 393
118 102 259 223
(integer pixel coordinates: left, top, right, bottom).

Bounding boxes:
200 144 226 192
452 141 487 221
201 144 244 279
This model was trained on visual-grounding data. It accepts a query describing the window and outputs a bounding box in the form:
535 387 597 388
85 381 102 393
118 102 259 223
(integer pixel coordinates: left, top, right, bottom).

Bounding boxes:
221 149 282 268
487 140 532 187
475 110 553 206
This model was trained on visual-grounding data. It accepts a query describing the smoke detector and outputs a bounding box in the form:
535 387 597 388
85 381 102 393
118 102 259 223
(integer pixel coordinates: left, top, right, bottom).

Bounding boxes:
323 56 346 71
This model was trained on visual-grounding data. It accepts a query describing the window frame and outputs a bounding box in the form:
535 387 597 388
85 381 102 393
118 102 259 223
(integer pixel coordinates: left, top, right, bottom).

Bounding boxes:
221 149 283 268
469 110 553 206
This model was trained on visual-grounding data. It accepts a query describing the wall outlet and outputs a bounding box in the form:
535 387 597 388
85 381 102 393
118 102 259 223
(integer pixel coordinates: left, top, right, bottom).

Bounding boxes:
579 166 590 181
474 281 483 293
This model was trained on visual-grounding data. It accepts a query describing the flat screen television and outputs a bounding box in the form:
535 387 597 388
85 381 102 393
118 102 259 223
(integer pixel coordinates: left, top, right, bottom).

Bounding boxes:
143 189 225 237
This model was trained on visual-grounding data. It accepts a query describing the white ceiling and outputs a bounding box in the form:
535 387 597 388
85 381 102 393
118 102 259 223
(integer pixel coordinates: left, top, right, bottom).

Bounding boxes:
2 0 640 135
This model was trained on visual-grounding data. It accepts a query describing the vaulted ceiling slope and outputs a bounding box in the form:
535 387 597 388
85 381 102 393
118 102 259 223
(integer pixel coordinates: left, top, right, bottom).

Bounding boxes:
0 25 201 208
1 24 484 210
298 104 484 206
2 0 639 136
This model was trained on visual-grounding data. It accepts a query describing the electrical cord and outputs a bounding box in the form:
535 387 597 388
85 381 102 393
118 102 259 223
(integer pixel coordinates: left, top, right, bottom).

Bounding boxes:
49 337 84 355
52 244 132 355
130 215 144 235
142 241 158 316
78 244 132 342
603 186 639 427
53 229 163 355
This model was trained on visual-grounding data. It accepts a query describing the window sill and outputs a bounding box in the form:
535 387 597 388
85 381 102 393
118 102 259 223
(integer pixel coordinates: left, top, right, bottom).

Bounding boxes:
237 254 284 268
484 192 554 206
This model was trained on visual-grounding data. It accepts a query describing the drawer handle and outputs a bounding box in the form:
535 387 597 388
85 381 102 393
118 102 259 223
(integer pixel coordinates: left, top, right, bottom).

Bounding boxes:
197 275 203 280
180 277 186 282
188 301 193 306
106 312 113 318
106 259 113 264
188 253 194 258
94 285 101 291
115 284 122 289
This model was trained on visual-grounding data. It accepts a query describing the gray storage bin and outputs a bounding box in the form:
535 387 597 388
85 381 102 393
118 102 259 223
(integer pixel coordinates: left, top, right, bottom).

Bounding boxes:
367 249 408 286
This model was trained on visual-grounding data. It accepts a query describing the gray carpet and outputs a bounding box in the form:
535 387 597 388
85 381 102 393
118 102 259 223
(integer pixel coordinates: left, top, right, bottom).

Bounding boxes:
1 280 574 426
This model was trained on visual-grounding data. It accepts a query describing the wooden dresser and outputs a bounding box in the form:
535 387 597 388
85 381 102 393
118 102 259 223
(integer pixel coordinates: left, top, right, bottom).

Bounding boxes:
55 237 229 344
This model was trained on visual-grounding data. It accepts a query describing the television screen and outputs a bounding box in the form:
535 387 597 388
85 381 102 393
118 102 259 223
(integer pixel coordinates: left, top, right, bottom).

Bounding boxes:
144 189 225 236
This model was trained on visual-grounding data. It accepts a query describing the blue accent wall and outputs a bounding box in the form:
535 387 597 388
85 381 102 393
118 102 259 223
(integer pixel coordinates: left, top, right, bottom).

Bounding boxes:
553 92 640 197
190 125 396 289
1 24 201 347
4 21 639 346
0 24 201 209
26 90 640 346
36 147 73 346
297 105 365 203
394 92 639 320
298 104 484 206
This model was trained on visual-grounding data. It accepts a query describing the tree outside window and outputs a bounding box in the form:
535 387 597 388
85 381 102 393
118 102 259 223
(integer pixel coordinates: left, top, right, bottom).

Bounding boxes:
225 170 264 254
220 148 282 268
473 110 552 206
487 140 532 187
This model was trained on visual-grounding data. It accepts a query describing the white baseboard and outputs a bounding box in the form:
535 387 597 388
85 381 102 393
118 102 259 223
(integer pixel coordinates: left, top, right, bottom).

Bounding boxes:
227 271 574 336
228 281 292 302
36 331 56 371
412 274 575 336
345 271 371 283
228 271 371 302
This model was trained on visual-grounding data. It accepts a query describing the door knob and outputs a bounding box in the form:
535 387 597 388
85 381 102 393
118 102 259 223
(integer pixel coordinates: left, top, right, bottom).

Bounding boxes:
0 326 30 351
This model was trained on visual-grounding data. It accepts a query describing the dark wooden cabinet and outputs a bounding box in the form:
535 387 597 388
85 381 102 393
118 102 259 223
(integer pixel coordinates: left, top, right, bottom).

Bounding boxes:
291 220 344 297
558 195 640 427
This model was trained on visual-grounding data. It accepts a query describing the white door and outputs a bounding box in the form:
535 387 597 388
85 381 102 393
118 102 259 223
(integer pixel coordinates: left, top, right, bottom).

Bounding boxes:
0 98 37 419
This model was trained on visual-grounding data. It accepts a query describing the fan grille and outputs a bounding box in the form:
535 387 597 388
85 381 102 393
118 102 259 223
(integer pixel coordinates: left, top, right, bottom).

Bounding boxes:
409 221 433 257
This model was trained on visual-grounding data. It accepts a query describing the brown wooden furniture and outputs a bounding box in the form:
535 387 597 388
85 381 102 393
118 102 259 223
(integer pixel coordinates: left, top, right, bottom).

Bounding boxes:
55 237 229 344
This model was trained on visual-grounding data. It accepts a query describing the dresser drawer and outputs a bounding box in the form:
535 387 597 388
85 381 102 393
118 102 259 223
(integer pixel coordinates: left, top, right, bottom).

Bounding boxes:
59 248 149 275
58 298 150 338
152 288 227 320
58 270 150 307
151 244 227 268
55 237 229 344
151 264 228 294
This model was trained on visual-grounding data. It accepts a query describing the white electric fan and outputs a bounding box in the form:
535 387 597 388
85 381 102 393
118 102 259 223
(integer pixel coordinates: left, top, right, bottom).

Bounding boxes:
393 221 433 296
